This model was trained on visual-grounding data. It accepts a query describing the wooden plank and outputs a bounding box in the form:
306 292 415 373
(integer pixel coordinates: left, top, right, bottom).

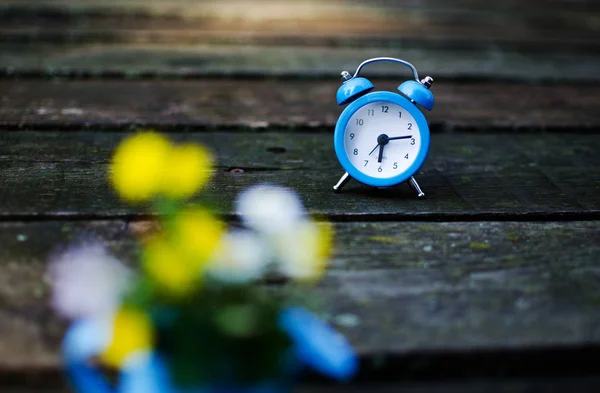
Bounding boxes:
4 29 598 53
2 131 600 172
2 80 600 130
4 162 598 220
1 1 598 51
3 0 598 14
3 0 599 22
1 0 598 40
0 131 598 219
0 220 598 368
2 43 600 82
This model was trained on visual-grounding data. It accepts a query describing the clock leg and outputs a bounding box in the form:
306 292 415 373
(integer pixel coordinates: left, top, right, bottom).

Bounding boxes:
408 176 425 198
333 172 351 192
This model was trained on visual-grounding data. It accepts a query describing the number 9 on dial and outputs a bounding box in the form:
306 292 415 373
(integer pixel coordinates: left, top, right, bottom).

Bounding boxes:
332 57 435 198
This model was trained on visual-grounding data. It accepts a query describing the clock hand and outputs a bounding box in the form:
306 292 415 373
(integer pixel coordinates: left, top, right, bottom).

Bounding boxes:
369 143 380 156
378 144 384 163
385 135 412 141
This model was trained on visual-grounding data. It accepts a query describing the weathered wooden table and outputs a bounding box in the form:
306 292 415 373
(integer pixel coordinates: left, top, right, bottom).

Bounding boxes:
1 1 599 392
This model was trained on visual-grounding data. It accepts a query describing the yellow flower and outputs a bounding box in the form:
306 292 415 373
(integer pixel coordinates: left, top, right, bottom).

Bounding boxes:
304 221 333 281
100 308 153 368
142 209 225 295
172 208 224 265
142 236 199 295
162 143 214 199
109 132 172 203
109 131 214 202
315 220 334 263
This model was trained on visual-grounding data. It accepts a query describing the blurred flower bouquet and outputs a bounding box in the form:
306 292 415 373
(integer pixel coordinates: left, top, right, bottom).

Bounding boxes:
49 132 357 393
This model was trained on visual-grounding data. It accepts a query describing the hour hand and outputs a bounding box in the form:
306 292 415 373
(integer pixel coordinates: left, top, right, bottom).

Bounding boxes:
377 144 384 163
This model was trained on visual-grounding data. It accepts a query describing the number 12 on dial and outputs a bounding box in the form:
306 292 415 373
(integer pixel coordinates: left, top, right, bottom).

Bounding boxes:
332 57 435 198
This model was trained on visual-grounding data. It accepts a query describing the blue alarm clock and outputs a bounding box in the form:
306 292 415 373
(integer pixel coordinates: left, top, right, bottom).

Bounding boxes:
332 57 434 198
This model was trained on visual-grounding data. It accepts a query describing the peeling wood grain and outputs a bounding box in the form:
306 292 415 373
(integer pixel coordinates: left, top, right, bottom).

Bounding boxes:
2 80 600 130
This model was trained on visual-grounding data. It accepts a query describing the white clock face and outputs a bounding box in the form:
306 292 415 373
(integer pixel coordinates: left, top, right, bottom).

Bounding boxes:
343 101 421 179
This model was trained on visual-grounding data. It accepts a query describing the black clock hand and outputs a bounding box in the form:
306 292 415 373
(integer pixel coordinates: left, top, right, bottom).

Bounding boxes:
378 144 384 163
385 135 412 141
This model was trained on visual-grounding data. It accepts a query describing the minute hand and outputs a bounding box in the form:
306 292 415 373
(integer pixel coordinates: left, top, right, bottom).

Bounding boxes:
386 135 412 141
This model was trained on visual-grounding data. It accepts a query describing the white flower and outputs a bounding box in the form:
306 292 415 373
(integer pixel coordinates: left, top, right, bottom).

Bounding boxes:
235 185 305 235
48 242 132 320
234 184 332 281
207 230 267 284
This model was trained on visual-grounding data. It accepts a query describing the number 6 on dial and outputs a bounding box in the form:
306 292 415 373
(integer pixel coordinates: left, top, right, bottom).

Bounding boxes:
332 57 434 198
